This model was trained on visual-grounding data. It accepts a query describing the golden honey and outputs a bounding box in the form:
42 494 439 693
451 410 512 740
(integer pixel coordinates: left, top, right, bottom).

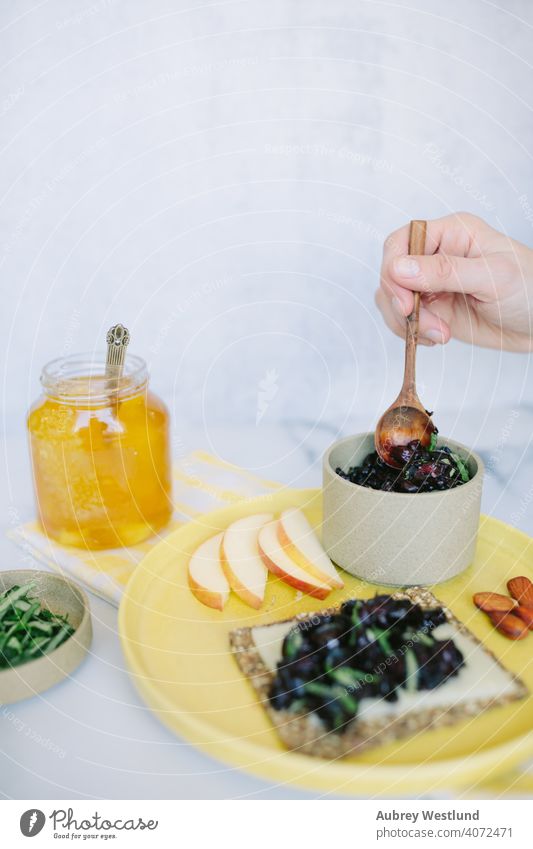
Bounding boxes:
28 355 172 549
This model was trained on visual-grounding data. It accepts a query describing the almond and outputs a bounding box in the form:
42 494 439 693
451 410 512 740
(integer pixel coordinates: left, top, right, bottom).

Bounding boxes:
514 605 533 630
473 592 516 613
507 576 533 610
487 611 530 640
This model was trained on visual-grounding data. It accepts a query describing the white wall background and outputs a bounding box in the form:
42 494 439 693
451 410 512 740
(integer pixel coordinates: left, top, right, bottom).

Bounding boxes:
1 0 532 459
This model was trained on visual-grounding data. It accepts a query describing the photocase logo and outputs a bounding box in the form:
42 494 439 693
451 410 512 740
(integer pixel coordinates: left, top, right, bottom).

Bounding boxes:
20 809 46 837
256 369 279 425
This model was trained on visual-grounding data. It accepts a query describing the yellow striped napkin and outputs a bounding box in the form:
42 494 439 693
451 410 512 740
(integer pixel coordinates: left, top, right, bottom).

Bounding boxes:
8 451 281 606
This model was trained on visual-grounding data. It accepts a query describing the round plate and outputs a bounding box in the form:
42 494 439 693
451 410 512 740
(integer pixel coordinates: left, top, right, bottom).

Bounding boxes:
119 489 533 795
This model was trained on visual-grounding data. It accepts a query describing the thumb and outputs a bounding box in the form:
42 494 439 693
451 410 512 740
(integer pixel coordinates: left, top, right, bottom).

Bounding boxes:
390 251 511 301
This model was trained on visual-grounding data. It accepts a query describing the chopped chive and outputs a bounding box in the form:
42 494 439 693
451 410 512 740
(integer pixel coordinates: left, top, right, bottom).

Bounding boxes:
304 682 333 699
26 636 51 657
0 583 37 620
45 623 73 653
28 621 54 635
373 627 393 657
330 667 376 687
20 601 41 626
0 583 75 669
351 603 362 630
405 649 419 693
333 687 359 715
452 453 470 482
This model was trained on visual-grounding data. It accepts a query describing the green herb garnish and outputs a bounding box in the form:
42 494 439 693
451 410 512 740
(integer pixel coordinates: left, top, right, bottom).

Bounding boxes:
329 667 377 687
451 453 470 482
268 597 465 734
0 582 75 669
373 627 393 657
304 682 359 718
351 602 362 629
405 649 419 693
282 627 304 661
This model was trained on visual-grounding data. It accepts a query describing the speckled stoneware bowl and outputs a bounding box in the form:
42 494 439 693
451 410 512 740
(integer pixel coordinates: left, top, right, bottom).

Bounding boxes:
322 433 484 587
0 570 92 704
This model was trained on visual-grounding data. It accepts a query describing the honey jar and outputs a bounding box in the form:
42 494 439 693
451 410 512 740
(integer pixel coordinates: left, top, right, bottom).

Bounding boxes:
27 352 172 549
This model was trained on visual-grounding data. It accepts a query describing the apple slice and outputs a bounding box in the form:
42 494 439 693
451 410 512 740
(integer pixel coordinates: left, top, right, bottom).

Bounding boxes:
258 521 331 599
221 513 273 609
277 507 344 589
188 532 229 611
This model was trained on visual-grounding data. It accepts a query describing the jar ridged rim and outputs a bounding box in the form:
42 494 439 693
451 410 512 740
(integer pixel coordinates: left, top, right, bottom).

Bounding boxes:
40 352 148 404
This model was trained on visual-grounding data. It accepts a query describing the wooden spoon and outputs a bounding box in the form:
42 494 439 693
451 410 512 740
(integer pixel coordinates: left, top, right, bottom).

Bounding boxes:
375 219 437 468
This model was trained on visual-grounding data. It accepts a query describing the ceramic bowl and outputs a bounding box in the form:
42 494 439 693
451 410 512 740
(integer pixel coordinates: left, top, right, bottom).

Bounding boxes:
0 570 92 704
322 433 484 587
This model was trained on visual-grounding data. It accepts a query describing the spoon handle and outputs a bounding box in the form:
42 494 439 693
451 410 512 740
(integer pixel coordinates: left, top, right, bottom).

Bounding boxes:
402 220 427 401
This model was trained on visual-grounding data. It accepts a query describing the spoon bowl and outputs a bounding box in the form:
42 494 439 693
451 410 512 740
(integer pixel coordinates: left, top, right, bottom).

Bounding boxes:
375 404 436 468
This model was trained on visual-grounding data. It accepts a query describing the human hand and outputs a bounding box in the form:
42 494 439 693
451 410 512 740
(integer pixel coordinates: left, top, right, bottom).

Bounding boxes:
376 213 533 352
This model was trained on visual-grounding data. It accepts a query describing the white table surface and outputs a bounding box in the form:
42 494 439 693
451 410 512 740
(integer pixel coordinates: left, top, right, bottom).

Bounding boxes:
1 408 532 800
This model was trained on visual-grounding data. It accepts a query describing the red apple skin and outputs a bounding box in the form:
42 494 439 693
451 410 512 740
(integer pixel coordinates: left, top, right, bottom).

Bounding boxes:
220 542 263 610
258 540 330 600
187 570 227 611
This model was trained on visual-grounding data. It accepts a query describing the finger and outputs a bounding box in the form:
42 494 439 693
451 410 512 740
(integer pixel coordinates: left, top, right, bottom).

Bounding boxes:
381 225 413 316
380 228 415 315
379 272 415 317
417 303 451 344
375 289 437 345
387 251 512 301
380 213 494 312
375 288 407 339
380 219 458 314
379 269 454 341
382 213 485 264
397 298 451 344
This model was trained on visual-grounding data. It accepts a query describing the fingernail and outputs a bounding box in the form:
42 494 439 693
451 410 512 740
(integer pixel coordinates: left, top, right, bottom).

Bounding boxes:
425 329 444 344
392 297 405 317
393 257 420 278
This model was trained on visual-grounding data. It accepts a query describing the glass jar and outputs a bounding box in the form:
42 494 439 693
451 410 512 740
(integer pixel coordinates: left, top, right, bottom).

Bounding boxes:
27 353 172 549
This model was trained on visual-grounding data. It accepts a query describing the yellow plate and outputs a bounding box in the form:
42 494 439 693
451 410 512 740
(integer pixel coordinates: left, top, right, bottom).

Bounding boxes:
119 489 533 796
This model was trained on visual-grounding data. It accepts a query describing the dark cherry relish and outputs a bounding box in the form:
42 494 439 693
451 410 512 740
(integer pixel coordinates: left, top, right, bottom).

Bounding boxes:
268 595 464 733
336 439 470 494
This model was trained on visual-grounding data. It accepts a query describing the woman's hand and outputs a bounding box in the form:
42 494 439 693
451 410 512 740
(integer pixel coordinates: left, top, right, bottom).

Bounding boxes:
376 213 533 352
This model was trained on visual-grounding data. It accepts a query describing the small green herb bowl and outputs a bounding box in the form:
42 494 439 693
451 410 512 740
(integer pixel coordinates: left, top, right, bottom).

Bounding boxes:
322 433 484 586
0 570 92 704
